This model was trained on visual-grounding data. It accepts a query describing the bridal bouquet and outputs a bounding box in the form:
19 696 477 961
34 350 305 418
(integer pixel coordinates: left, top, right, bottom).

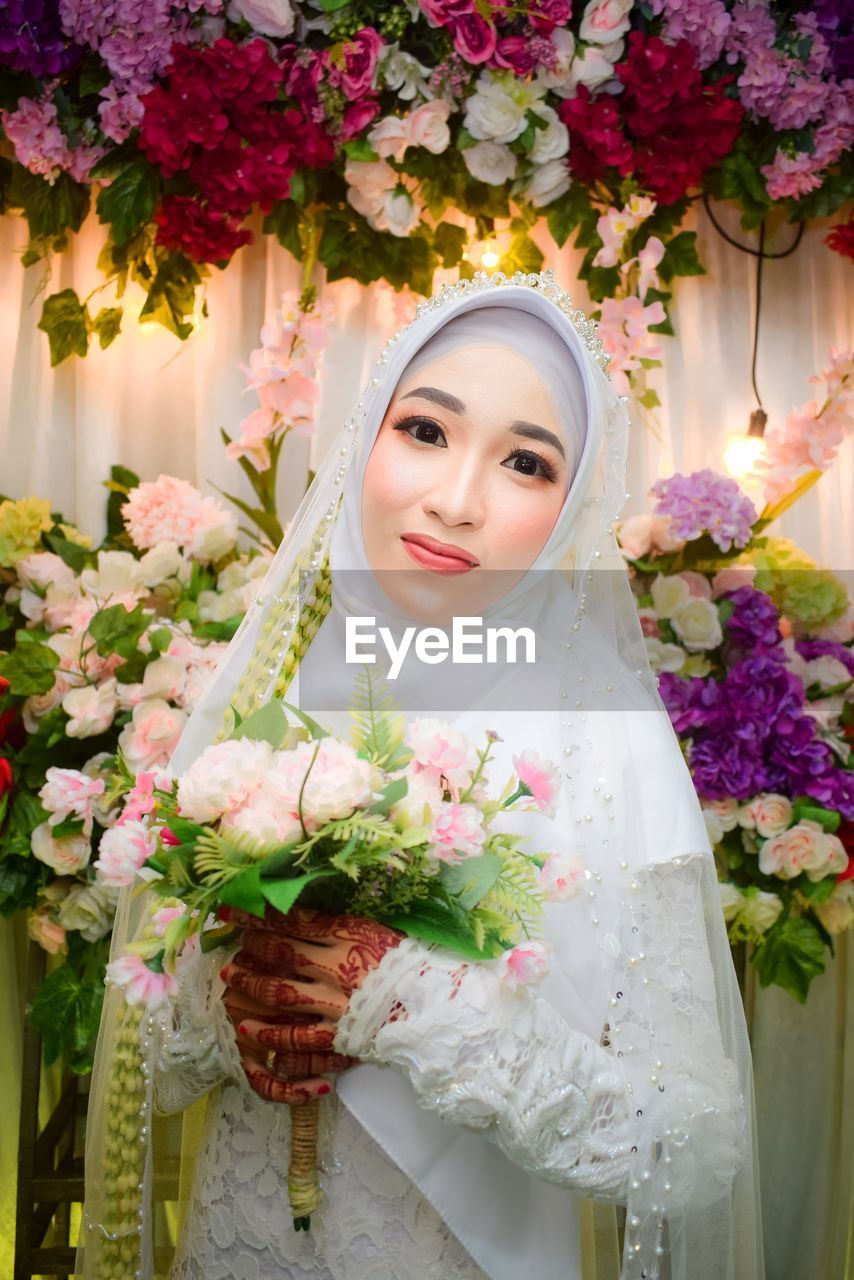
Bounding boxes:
104 671 569 1228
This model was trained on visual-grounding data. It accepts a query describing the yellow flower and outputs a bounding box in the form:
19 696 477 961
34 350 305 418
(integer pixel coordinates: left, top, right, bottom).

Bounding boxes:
0 496 53 566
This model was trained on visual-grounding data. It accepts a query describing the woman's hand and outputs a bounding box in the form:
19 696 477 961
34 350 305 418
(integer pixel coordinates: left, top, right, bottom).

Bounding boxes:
218 905 404 1106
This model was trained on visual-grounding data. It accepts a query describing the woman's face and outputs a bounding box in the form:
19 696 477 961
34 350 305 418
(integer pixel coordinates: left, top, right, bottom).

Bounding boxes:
361 344 572 619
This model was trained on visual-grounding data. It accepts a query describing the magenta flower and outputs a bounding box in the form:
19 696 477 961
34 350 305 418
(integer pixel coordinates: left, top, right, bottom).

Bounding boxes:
651 469 757 552
512 749 561 819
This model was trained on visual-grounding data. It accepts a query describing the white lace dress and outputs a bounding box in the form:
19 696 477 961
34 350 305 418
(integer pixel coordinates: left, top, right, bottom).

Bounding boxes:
151 934 649 1280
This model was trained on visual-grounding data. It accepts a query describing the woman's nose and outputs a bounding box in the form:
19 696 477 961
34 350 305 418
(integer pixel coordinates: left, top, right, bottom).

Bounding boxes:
422 457 486 528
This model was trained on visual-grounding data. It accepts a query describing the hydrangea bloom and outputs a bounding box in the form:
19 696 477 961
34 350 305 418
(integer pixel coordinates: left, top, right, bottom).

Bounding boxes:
122 475 238 561
651 469 757 552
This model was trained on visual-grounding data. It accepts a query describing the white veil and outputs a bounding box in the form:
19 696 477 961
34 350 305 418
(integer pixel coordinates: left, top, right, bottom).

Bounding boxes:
77 269 764 1280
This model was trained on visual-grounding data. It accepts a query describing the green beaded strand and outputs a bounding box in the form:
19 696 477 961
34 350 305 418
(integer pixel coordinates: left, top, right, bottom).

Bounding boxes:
274 555 332 700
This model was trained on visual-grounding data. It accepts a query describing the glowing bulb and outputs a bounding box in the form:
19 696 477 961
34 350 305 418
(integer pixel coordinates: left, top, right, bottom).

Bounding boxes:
723 434 765 480
467 234 508 270
481 248 501 268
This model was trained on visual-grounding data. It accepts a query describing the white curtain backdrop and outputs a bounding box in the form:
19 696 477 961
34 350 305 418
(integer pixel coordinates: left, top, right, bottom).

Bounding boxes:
1 198 852 1279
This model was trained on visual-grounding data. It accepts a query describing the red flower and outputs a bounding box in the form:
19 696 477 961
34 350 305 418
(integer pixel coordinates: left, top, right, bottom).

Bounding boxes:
825 216 854 261
153 196 254 264
559 33 744 205
837 820 854 882
0 757 12 802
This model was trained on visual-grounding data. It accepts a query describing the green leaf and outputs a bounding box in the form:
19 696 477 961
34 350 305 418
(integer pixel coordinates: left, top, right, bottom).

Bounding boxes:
379 897 493 959
638 387 662 410
10 166 90 240
0 642 59 696
192 617 243 642
92 306 123 350
50 817 85 839
278 698 330 742
658 230 705 283
37 289 90 366
30 964 105 1066
42 530 95 573
95 158 161 247
791 798 841 833
261 868 337 914
366 776 408 815
501 232 543 276
797 875 837 905
139 249 202 341
219 864 266 917
432 221 467 268
88 602 148 659
438 851 504 910
164 816 205 845
105 464 140 539
231 698 295 748
341 137 380 162
263 199 303 257
752 913 826 1003
545 186 592 249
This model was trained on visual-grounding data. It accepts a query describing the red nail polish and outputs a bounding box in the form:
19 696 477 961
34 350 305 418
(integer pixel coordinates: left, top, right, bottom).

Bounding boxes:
317 1083 331 1096
238 1023 247 1036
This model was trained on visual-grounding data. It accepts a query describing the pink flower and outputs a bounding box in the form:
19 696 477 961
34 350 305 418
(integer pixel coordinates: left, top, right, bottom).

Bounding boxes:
336 27 384 99
39 767 106 837
28 909 68 956
94 819 159 888
429 801 487 862
450 13 497 64
267 738 379 826
497 939 552 989
711 565 757 599
31 822 91 874
106 953 179 1010
152 905 187 937
118 699 188 772
540 852 586 902
737 793 792 840
678 571 713 600
62 680 119 739
758 820 829 880
122 476 238 562
596 296 666 396
122 768 173 823
512 749 561 818
176 737 273 824
405 718 478 790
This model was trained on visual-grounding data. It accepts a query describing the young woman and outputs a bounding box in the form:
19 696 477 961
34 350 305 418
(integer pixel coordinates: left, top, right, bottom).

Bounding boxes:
78 270 764 1280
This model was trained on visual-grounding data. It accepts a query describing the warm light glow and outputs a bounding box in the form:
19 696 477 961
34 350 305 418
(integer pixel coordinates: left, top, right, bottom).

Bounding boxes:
480 249 501 268
466 233 510 270
723 433 766 481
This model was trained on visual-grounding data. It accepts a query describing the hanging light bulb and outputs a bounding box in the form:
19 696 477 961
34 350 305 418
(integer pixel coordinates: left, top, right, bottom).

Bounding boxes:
724 408 767 482
464 231 511 270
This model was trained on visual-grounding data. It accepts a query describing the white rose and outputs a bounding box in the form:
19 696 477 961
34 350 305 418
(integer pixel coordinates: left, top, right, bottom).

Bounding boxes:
177 737 274 824
737 793 793 839
703 808 724 846
62 679 118 738
520 158 571 208
704 797 740 832
368 114 409 162
267 738 379 827
566 43 622 95
139 655 187 703
57 881 119 942
811 832 848 882
191 517 237 563
718 882 744 922
804 656 852 689
815 881 854 935
579 0 634 44
758 820 828 880
644 637 685 673
382 188 421 237
651 574 690 617
537 28 576 91
740 889 783 935
464 76 530 144
408 99 451 153
80 550 146 600
462 140 518 185
344 158 396 201
670 598 724 652
31 822 92 874
197 589 242 622
540 852 586 902
137 541 186 588
16 552 76 592
226 0 294 36
528 105 569 163
23 685 64 733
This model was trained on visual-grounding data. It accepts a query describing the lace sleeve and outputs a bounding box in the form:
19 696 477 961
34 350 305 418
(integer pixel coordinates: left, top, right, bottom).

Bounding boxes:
334 930 744 1209
150 941 244 1116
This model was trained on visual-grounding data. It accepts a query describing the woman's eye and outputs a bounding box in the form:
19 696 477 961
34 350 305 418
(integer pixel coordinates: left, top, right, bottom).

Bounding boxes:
503 448 557 482
393 416 447 447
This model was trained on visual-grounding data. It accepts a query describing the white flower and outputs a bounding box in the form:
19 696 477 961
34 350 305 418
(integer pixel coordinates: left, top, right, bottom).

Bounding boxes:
368 115 409 162
719 882 745 922
226 0 294 36
703 808 725 846
704 797 740 832
815 881 854 935
80 550 146 601
519 158 571 208
31 822 91 874
390 766 444 828
462 140 518 185
651 573 690 617
192 519 238 564
739 889 783 935
737 793 793 839
382 188 421 237
579 0 634 45
537 28 577 92
464 71 540 144
644 637 685 673
380 44 432 100
804 656 852 689
405 718 478 788
176 737 274 824
136 542 187 588
528 105 569 163
117 698 187 772
220 792 304 849
497 939 552 990
138 655 187 703
62 679 119 738
57 881 119 942
540 852 586 902
267 738 379 827
566 42 623 94
94 820 158 888
670 598 724 651
758 820 829 881
408 98 451 154
15 551 76 592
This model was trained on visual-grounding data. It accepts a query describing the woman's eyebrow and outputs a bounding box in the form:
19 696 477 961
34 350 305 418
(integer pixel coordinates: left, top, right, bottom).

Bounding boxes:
399 386 466 414
510 421 566 460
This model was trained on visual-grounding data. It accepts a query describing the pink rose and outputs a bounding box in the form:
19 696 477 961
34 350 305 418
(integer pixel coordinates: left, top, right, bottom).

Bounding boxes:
407 99 451 154
419 0 475 24
62 680 118 739
737 793 793 839
152 905 187 937
679 571 712 600
498 939 552 989
637 607 660 638
540 852 586 902
118 698 188 772
106 953 178 1010
758 820 828 880
28 909 68 956
429 801 486 861
338 27 384 99
493 36 536 74
711 565 757 599
579 0 634 44
39 766 106 836
176 737 273 824
618 513 654 560
450 13 497 64
267 738 378 827
512 748 561 818
94 819 159 888
340 98 381 142
529 0 573 34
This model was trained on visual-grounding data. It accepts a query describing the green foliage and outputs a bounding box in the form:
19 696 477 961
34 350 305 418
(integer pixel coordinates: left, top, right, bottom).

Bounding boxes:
348 666 410 770
95 156 162 248
752 911 827 1002
89 601 149 661
137 248 204 341
37 289 90 366
0 641 59 696
30 960 105 1068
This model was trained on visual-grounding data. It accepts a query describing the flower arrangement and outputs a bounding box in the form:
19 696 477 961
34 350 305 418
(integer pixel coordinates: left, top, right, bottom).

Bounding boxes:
103 671 567 1226
618 349 854 1002
0 468 270 1067
1 1 850 370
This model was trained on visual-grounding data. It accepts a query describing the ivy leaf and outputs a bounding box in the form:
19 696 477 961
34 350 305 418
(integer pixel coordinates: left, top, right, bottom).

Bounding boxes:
30 963 105 1066
139 249 203 341
10 166 90 240
658 230 705 283
105 464 140 540
92 305 123 350
501 232 543 276
0 642 59 696
432 221 467 268
545 186 592 248
95 157 161 247
37 289 90 366
88 602 148 659
752 913 826 1003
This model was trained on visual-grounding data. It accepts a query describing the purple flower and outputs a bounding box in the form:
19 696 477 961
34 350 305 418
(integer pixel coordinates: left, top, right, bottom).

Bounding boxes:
691 736 759 800
724 654 804 736
650 469 757 552
812 0 854 80
0 0 82 76
724 586 783 652
659 673 724 734
647 0 732 69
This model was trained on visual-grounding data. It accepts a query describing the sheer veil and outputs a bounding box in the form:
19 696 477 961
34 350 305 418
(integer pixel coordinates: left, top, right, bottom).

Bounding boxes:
77 270 764 1280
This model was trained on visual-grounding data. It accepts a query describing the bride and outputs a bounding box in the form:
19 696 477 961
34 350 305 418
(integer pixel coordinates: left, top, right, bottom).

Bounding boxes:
77 269 764 1280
